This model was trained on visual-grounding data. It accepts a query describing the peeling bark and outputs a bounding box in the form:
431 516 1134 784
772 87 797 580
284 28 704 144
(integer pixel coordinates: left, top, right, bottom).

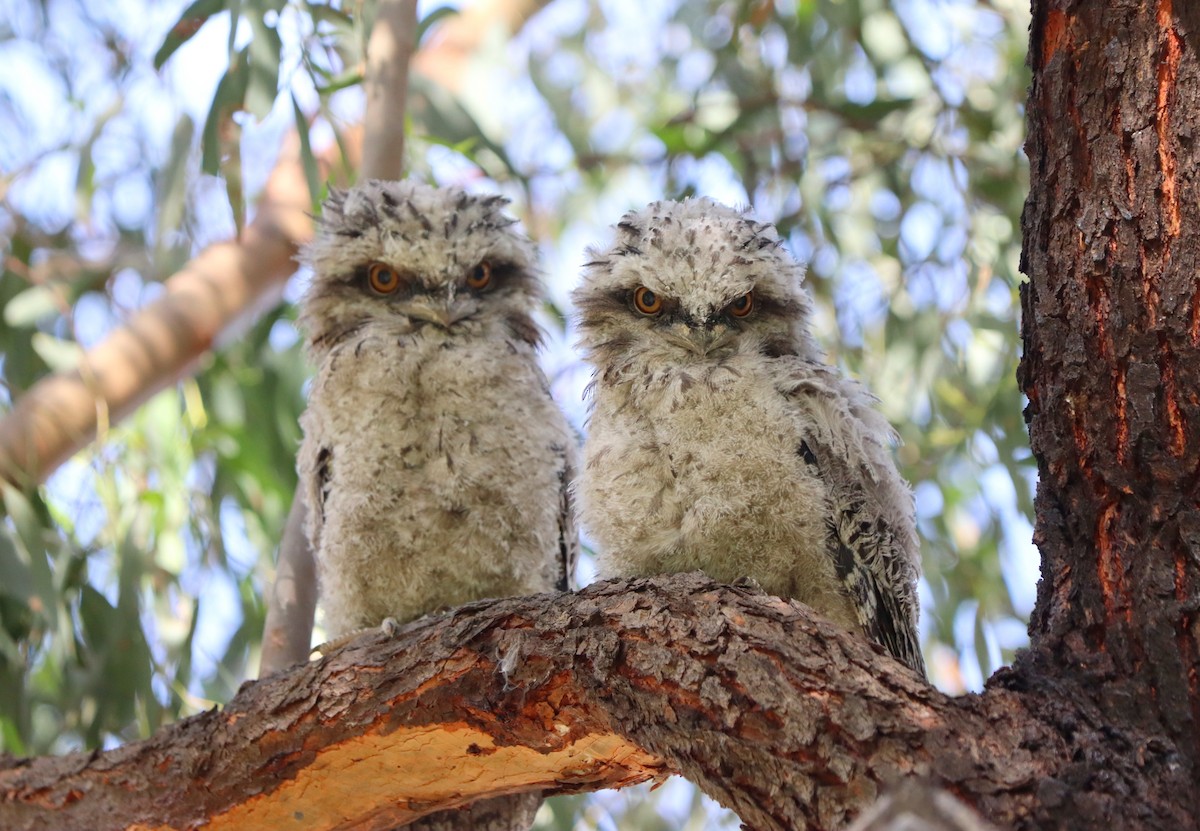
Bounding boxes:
0 574 1191 831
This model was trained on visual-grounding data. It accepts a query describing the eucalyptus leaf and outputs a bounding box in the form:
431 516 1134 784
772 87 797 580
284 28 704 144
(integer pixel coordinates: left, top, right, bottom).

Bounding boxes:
153 0 227 69
154 115 196 263
30 333 83 373
3 285 59 327
246 9 282 119
0 530 35 604
1 486 56 626
201 49 250 176
292 95 321 212
416 5 459 45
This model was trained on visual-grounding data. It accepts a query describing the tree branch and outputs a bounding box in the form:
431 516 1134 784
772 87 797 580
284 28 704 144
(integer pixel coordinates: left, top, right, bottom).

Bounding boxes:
0 574 1068 831
259 493 317 675
361 0 418 180
0 130 321 487
0 0 555 489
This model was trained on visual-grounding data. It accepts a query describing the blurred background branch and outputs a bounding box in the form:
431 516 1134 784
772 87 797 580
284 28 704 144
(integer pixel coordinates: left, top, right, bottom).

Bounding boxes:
0 0 548 489
361 0 418 180
0 130 336 488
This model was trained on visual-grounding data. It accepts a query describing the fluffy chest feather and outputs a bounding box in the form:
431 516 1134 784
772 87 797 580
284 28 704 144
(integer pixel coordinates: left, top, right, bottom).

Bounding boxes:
581 354 843 608
299 323 571 633
311 331 503 489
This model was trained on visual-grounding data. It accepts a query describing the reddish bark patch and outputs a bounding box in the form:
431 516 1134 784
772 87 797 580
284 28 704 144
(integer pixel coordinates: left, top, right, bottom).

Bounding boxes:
1096 503 1131 627
1159 341 1186 457
1041 9 1070 66
1156 0 1182 240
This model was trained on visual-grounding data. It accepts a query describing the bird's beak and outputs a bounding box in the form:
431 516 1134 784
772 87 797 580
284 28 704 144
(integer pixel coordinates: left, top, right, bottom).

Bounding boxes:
690 328 734 356
663 323 733 356
405 298 477 328
696 328 734 355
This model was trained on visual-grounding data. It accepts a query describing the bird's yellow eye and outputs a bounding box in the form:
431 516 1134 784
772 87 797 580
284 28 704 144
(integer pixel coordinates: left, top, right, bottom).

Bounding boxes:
633 286 663 315
727 291 754 318
467 261 493 291
367 262 402 294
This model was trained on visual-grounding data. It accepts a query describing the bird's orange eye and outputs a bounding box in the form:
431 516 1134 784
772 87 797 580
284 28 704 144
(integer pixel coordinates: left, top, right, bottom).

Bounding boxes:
367 262 402 294
467 261 493 291
633 286 663 315
727 291 754 318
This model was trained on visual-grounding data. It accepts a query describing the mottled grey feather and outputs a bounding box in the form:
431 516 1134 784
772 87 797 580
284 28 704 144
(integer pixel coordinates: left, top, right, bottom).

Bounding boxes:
573 198 925 676
297 179 578 638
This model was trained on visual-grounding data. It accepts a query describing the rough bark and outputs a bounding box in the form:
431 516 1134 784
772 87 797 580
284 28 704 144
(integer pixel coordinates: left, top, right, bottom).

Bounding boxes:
0 575 1041 831
1017 0 1200 786
3 574 1192 831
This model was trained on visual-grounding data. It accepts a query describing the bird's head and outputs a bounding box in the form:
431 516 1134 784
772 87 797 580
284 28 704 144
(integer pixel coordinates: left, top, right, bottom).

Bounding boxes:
573 198 819 374
299 180 544 358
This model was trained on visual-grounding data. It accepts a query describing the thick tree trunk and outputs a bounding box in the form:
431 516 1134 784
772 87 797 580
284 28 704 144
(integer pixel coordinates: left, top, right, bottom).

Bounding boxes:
1018 0 1200 788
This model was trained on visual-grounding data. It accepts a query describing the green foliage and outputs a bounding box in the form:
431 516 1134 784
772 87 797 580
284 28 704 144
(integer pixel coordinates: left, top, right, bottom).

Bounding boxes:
0 0 1032 822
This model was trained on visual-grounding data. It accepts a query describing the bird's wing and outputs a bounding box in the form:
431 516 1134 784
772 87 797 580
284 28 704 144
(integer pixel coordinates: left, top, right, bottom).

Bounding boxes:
531 358 578 594
303 444 333 555
555 442 580 592
781 362 926 677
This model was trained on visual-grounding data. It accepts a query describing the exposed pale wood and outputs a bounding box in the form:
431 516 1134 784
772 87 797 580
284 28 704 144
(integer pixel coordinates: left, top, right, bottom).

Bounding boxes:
0 572 1195 831
165 729 653 831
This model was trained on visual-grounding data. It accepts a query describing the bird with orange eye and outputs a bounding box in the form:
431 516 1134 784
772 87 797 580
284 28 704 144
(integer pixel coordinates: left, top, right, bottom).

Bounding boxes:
364 260 495 296
466 261 494 291
356 258 506 332
295 180 579 830
631 286 753 319
572 197 927 678
366 262 404 295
